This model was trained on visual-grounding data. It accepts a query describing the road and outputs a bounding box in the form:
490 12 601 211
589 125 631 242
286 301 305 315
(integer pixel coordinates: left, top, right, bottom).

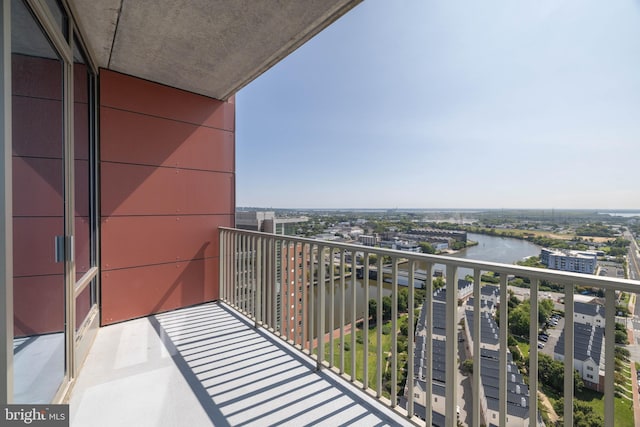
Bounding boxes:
624 230 640 281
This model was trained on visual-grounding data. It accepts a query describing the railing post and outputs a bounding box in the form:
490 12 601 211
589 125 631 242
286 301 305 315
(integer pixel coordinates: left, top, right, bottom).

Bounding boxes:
564 283 575 427
317 245 326 371
255 236 262 328
473 268 482 427
283 242 289 340
529 278 539 427
424 262 433 427
445 264 459 427
499 273 508 427
309 244 315 355
604 287 615 427
339 249 346 374
376 254 383 397
407 260 415 419
350 249 357 382
302 243 308 349
363 251 370 390
329 248 335 367
391 256 398 407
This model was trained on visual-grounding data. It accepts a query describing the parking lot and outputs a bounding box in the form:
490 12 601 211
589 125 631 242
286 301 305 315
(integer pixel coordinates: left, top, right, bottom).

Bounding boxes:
539 314 565 357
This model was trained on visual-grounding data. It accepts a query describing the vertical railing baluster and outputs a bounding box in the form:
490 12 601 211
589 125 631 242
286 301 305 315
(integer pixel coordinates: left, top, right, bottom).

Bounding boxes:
376 253 383 397
445 264 459 426
499 273 508 427
329 248 335 367
407 260 415 419
473 268 482 427
529 278 539 427
301 243 308 349
424 262 433 427
564 283 575 427
363 251 370 390
351 249 357 382
243 234 248 313
340 249 346 374
604 287 615 427
265 236 271 328
250 236 259 319
318 245 326 370
391 255 398 407
284 242 289 340
256 236 262 327
309 244 315 355
271 237 277 331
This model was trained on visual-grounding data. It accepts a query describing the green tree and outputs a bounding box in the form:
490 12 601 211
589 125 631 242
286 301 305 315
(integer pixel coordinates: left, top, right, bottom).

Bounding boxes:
398 288 409 313
508 305 530 337
368 299 377 322
382 296 393 321
615 330 629 344
433 277 445 290
419 242 436 254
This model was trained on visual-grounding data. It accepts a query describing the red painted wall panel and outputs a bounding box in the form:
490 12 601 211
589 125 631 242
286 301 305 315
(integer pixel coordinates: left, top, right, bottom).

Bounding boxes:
101 258 219 324
100 70 234 325
101 163 233 216
100 71 234 131
101 215 231 270
100 107 233 171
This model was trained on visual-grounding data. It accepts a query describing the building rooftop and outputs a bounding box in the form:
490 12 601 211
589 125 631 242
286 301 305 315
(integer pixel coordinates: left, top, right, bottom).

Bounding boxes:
574 301 605 318
554 323 604 365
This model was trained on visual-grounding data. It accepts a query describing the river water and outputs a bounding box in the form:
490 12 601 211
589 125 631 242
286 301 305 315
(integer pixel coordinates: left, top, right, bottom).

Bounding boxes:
312 233 542 332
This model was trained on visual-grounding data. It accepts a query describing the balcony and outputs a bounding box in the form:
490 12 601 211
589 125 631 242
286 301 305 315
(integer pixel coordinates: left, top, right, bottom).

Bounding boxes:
69 227 639 426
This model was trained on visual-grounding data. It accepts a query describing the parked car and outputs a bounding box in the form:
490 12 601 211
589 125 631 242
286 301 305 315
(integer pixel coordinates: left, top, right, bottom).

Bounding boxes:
538 342 545 349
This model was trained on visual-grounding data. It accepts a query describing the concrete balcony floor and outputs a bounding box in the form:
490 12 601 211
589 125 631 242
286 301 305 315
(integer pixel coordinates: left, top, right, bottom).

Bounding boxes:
69 302 414 427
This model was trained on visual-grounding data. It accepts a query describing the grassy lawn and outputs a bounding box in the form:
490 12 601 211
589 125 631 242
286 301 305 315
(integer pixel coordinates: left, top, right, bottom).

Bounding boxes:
543 383 635 427
515 337 530 359
318 318 395 396
621 292 630 305
576 388 635 427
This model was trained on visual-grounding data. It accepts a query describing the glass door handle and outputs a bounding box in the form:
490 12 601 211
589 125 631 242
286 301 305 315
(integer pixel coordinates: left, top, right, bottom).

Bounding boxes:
54 235 74 262
55 235 65 263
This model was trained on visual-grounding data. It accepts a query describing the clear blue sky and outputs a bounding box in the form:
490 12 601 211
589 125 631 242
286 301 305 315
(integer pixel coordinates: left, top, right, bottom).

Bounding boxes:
236 0 640 210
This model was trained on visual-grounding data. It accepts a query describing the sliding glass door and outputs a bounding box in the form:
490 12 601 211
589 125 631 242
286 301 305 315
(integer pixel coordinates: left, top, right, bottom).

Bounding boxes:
8 0 98 403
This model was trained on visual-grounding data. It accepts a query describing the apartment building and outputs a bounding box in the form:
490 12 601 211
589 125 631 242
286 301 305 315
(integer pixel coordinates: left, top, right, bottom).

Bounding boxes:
540 248 598 274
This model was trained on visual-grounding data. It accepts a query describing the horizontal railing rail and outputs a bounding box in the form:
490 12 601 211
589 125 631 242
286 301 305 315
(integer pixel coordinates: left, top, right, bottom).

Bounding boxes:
219 226 638 427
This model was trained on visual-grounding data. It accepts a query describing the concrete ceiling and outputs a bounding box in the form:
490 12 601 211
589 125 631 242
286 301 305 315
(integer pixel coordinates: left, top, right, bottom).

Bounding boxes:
69 0 361 100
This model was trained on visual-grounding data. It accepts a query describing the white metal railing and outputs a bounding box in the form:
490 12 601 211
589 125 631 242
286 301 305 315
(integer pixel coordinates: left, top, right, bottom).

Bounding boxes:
219 227 639 427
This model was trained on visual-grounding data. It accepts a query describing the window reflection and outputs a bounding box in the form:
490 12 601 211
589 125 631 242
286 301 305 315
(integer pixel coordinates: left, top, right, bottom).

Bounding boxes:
11 0 66 403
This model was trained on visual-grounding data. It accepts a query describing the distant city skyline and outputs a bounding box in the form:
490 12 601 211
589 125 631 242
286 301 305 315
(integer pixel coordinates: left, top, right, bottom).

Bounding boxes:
236 0 640 210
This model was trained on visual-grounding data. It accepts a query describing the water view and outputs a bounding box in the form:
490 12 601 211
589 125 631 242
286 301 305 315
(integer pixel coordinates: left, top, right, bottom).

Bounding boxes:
313 232 542 332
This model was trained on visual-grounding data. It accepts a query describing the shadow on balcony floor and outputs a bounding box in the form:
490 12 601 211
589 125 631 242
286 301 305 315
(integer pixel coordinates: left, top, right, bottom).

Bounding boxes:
70 302 414 426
